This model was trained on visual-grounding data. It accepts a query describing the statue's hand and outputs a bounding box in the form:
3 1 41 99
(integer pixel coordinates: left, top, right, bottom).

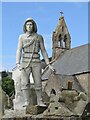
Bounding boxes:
16 64 22 70
48 64 56 73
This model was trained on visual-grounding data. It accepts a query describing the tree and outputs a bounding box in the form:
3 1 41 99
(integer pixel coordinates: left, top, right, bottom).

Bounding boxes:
1 71 8 78
2 76 15 97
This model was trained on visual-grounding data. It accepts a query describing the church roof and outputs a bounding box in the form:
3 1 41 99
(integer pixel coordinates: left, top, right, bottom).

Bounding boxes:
42 44 90 80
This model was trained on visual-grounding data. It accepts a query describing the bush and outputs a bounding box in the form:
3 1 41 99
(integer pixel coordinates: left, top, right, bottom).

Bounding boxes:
2 77 15 97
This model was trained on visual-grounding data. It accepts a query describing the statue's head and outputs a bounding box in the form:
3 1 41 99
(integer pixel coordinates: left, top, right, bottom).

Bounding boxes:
23 18 37 33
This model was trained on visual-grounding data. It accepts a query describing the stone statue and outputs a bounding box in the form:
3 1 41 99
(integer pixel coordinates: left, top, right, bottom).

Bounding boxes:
15 18 54 107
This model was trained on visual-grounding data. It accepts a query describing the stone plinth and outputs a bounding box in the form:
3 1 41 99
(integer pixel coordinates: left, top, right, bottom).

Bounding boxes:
0 110 90 120
1 109 90 120
1 115 90 120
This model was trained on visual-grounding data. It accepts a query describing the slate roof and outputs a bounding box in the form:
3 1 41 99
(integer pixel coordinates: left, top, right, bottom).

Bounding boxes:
42 44 90 80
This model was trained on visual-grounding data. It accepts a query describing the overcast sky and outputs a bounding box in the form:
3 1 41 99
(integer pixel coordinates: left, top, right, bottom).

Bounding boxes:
0 1 88 70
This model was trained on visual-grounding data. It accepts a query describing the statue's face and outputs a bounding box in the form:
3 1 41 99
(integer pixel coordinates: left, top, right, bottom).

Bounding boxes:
26 21 33 33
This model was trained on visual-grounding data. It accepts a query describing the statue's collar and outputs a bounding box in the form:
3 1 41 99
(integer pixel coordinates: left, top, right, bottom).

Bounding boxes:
26 32 35 38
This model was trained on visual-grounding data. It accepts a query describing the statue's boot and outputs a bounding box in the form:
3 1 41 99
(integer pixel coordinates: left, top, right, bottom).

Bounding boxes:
22 89 30 107
36 89 46 106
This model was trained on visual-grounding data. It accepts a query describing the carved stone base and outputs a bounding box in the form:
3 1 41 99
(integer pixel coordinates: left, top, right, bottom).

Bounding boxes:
26 105 47 115
1 109 90 120
13 95 25 110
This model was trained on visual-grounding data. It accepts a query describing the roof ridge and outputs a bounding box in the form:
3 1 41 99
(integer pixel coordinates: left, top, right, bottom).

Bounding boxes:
70 43 89 51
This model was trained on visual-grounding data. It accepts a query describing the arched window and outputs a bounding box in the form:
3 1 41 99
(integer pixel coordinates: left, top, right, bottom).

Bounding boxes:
50 89 56 95
62 26 64 32
64 34 67 48
58 34 67 48
58 34 62 47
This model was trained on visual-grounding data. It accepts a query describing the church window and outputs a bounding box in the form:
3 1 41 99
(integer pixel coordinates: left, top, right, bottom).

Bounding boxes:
62 26 64 32
58 34 62 47
64 34 67 48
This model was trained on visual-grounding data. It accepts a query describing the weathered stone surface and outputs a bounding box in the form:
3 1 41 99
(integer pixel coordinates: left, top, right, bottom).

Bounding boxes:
0 86 4 117
1 109 90 120
26 105 47 115
43 102 74 116
73 99 87 116
44 72 62 97
43 87 87 117
12 68 24 110
42 91 50 106
52 16 71 60
13 68 37 110
61 90 81 112
1 115 90 120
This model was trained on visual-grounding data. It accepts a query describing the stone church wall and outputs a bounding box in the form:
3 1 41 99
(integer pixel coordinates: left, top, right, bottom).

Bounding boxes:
75 73 89 94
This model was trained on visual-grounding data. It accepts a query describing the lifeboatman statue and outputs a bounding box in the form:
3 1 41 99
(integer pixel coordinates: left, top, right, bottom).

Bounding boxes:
16 18 54 107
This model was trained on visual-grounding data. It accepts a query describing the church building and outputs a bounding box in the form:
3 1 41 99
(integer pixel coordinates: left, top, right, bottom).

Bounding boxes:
42 15 90 104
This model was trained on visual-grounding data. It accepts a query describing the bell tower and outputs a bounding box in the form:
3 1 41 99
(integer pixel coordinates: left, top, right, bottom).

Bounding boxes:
52 15 71 60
